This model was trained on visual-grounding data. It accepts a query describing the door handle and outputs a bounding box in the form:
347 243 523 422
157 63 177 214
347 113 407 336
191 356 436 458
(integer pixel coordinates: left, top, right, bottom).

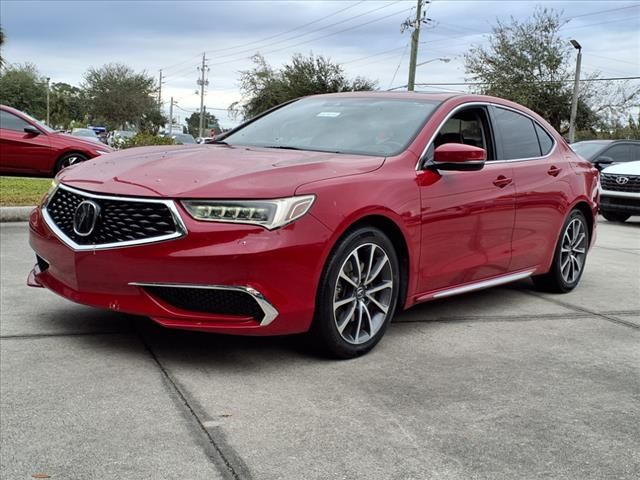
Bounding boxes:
547 166 561 177
493 175 512 188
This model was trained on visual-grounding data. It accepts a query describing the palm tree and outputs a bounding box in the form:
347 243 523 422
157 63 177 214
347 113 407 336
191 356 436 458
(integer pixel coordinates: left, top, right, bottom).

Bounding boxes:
0 26 5 68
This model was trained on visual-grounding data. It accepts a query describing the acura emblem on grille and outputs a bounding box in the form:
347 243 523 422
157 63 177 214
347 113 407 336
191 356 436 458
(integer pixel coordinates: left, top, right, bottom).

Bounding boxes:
73 200 100 237
615 176 629 185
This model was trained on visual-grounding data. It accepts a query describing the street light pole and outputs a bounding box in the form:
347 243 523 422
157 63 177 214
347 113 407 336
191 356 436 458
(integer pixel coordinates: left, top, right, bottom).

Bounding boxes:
568 39 582 144
415 57 450 68
46 77 50 126
169 97 175 135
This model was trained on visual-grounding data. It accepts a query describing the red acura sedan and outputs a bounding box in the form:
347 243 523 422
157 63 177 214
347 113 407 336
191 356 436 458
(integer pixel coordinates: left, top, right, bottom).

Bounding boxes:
0 105 112 176
27 93 599 358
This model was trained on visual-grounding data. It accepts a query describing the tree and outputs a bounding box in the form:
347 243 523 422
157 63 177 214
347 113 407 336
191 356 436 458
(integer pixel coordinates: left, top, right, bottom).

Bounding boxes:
49 82 86 129
0 26 5 68
231 53 377 119
82 63 158 130
186 110 220 136
0 63 47 119
464 8 600 132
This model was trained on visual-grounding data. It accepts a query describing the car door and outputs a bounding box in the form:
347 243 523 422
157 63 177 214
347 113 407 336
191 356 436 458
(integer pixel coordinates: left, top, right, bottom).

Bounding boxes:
416 104 516 294
490 106 567 272
598 143 632 168
0 110 52 174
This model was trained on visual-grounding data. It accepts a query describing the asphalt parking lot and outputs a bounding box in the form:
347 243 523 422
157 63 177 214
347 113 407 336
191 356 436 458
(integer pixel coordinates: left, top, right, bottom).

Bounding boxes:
1 218 639 480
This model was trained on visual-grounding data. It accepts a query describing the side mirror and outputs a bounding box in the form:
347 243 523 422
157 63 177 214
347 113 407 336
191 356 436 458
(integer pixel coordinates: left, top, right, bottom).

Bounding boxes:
593 156 614 171
24 125 41 135
431 143 486 171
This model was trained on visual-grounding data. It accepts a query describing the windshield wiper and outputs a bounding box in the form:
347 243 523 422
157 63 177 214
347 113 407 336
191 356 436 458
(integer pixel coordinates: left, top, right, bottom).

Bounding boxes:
262 145 305 151
205 139 231 146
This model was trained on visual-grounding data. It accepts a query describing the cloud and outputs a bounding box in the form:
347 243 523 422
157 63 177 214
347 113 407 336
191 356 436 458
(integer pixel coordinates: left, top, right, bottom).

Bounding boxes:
1 0 638 127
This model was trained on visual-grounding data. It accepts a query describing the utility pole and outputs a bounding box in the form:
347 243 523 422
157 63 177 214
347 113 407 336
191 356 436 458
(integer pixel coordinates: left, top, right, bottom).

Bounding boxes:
158 69 164 108
169 96 175 135
197 53 209 138
46 77 51 125
568 39 582 144
403 0 430 91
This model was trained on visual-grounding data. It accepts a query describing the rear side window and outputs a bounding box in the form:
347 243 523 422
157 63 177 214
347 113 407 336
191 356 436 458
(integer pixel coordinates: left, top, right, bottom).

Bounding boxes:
602 144 631 163
493 107 541 160
534 123 554 156
0 110 30 132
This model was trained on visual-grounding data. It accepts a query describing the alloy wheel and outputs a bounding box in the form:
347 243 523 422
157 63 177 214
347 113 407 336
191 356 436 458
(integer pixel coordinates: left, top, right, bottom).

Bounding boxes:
333 243 393 345
559 217 587 284
62 155 82 168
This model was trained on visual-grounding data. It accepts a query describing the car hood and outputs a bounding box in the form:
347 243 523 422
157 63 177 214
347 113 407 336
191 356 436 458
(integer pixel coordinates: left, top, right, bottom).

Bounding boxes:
54 132 108 150
58 145 385 198
601 160 640 176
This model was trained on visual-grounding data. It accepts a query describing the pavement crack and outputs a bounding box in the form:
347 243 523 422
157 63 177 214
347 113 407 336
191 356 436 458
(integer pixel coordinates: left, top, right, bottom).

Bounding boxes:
0 331 124 340
134 327 253 480
394 311 592 324
520 290 639 330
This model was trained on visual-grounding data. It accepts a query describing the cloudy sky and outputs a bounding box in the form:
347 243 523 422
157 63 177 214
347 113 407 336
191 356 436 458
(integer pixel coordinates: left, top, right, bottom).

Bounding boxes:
1 0 638 128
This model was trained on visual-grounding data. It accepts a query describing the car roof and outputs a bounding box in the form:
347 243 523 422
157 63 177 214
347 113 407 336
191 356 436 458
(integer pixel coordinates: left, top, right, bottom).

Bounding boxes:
573 139 639 145
307 91 460 102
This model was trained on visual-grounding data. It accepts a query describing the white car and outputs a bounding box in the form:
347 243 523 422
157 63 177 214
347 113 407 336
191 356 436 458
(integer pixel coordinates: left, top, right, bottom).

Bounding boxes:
599 160 640 222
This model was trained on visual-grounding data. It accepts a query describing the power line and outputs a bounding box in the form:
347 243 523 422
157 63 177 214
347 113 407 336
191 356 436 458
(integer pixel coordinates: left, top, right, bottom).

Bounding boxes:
206 5 414 68
415 76 640 86
388 42 410 89
163 2 407 79
568 4 640 20
202 1 367 57
203 1 403 63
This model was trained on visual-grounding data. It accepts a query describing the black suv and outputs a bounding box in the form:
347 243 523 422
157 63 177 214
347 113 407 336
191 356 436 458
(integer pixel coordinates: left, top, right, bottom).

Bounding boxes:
571 139 640 171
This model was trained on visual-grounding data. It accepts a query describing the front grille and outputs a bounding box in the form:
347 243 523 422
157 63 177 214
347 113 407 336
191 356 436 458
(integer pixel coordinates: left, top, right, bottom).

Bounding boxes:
600 174 640 193
45 186 179 247
144 286 265 320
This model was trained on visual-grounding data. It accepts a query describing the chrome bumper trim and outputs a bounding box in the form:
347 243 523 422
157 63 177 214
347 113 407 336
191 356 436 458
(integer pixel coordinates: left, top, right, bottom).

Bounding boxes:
432 269 535 299
128 282 279 326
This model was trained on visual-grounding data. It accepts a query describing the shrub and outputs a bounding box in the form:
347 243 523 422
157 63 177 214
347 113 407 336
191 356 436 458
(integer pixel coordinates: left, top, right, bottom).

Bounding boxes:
120 133 175 149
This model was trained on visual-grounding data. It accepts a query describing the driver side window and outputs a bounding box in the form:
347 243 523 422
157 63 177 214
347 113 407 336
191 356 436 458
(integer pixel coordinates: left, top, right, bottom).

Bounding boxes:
0 111 31 132
424 107 494 166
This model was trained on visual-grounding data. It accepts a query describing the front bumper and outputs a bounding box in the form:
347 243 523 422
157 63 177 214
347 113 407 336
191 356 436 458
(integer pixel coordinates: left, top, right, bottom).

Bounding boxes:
28 204 332 335
600 190 640 214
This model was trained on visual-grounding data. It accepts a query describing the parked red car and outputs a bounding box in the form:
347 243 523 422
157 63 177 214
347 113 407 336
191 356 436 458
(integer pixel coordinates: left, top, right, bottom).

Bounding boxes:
27 93 599 358
0 105 112 176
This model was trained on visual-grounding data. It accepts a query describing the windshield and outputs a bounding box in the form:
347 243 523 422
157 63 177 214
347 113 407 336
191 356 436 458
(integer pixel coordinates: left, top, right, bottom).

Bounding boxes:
116 131 136 138
224 97 441 156
73 129 97 137
20 110 55 134
571 141 610 160
173 134 195 144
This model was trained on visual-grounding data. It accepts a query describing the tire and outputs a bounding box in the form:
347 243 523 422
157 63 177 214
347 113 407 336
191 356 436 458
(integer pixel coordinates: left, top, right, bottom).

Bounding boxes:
601 210 630 223
310 226 400 359
55 152 88 174
533 209 589 293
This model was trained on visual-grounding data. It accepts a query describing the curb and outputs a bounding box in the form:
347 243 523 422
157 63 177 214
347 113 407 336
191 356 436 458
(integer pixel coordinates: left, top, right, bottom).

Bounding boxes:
0 206 35 223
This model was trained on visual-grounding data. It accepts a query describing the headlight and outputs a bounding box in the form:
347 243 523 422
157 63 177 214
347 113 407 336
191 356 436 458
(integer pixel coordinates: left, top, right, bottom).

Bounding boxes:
41 178 59 206
95 150 111 155
182 195 315 230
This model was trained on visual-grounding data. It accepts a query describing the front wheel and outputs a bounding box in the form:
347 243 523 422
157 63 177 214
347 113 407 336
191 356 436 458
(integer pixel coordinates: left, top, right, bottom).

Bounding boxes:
533 209 589 293
55 152 88 174
311 227 400 359
601 211 630 223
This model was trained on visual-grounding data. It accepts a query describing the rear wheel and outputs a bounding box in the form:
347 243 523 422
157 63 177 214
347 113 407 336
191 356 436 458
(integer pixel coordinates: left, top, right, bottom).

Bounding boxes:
601 211 630 223
311 227 400 359
533 209 589 293
55 152 88 174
